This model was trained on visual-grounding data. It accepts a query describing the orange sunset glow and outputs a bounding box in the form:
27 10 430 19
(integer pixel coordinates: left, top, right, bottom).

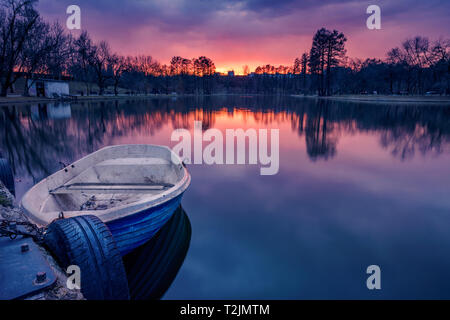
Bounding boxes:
37 0 450 73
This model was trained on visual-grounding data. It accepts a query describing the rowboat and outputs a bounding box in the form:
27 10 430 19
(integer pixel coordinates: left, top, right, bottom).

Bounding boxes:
21 145 191 255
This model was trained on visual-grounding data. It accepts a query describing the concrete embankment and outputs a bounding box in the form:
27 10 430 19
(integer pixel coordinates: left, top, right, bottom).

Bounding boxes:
0 94 162 106
0 182 83 300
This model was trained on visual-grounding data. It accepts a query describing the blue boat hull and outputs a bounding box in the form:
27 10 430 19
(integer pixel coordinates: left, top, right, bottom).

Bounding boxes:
106 194 184 255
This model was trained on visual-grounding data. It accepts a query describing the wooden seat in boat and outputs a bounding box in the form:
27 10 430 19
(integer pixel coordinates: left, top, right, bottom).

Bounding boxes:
50 182 174 195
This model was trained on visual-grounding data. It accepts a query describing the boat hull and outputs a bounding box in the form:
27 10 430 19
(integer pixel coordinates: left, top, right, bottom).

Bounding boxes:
106 194 184 256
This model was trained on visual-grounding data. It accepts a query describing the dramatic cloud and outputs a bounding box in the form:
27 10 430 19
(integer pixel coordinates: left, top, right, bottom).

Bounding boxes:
38 0 450 73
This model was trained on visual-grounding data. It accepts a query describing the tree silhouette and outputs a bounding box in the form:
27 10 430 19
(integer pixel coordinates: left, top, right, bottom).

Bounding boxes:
0 0 40 96
309 28 346 96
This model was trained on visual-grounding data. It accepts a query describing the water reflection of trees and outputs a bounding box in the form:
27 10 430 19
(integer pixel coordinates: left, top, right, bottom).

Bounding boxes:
288 99 450 161
302 102 338 161
1 96 449 181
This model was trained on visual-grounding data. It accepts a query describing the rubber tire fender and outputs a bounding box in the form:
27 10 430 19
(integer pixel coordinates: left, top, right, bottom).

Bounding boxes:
44 215 130 300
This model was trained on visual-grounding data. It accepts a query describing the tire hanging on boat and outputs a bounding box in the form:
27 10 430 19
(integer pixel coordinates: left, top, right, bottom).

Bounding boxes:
44 215 130 300
123 206 191 300
0 158 15 196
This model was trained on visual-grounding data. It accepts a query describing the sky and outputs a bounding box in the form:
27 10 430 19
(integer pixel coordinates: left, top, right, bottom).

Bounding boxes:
38 0 450 74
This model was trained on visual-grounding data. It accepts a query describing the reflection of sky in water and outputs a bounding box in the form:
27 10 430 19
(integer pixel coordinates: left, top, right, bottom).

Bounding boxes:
1 97 449 299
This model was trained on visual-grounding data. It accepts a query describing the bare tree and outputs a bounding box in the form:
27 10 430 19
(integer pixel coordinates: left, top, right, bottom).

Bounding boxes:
0 0 39 96
170 56 183 75
20 16 49 96
403 36 432 94
90 40 114 95
430 38 450 94
44 22 71 79
71 31 96 95
110 54 128 95
193 56 215 76
21 21 68 96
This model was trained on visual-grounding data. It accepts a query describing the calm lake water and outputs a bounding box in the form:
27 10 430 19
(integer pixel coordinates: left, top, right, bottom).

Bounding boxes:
1 96 450 299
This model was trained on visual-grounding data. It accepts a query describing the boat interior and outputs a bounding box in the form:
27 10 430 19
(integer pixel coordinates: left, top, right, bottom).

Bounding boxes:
43 157 183 212
21 145 189 226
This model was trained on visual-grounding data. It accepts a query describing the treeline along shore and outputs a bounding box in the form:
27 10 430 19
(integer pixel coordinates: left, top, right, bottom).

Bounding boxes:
0 0 449 98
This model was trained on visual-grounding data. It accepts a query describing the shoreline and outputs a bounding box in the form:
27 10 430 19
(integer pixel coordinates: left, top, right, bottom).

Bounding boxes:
0 93 248 106
1 93 450 106
292 94 450 105
0 94 164 106
0 182 83 300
